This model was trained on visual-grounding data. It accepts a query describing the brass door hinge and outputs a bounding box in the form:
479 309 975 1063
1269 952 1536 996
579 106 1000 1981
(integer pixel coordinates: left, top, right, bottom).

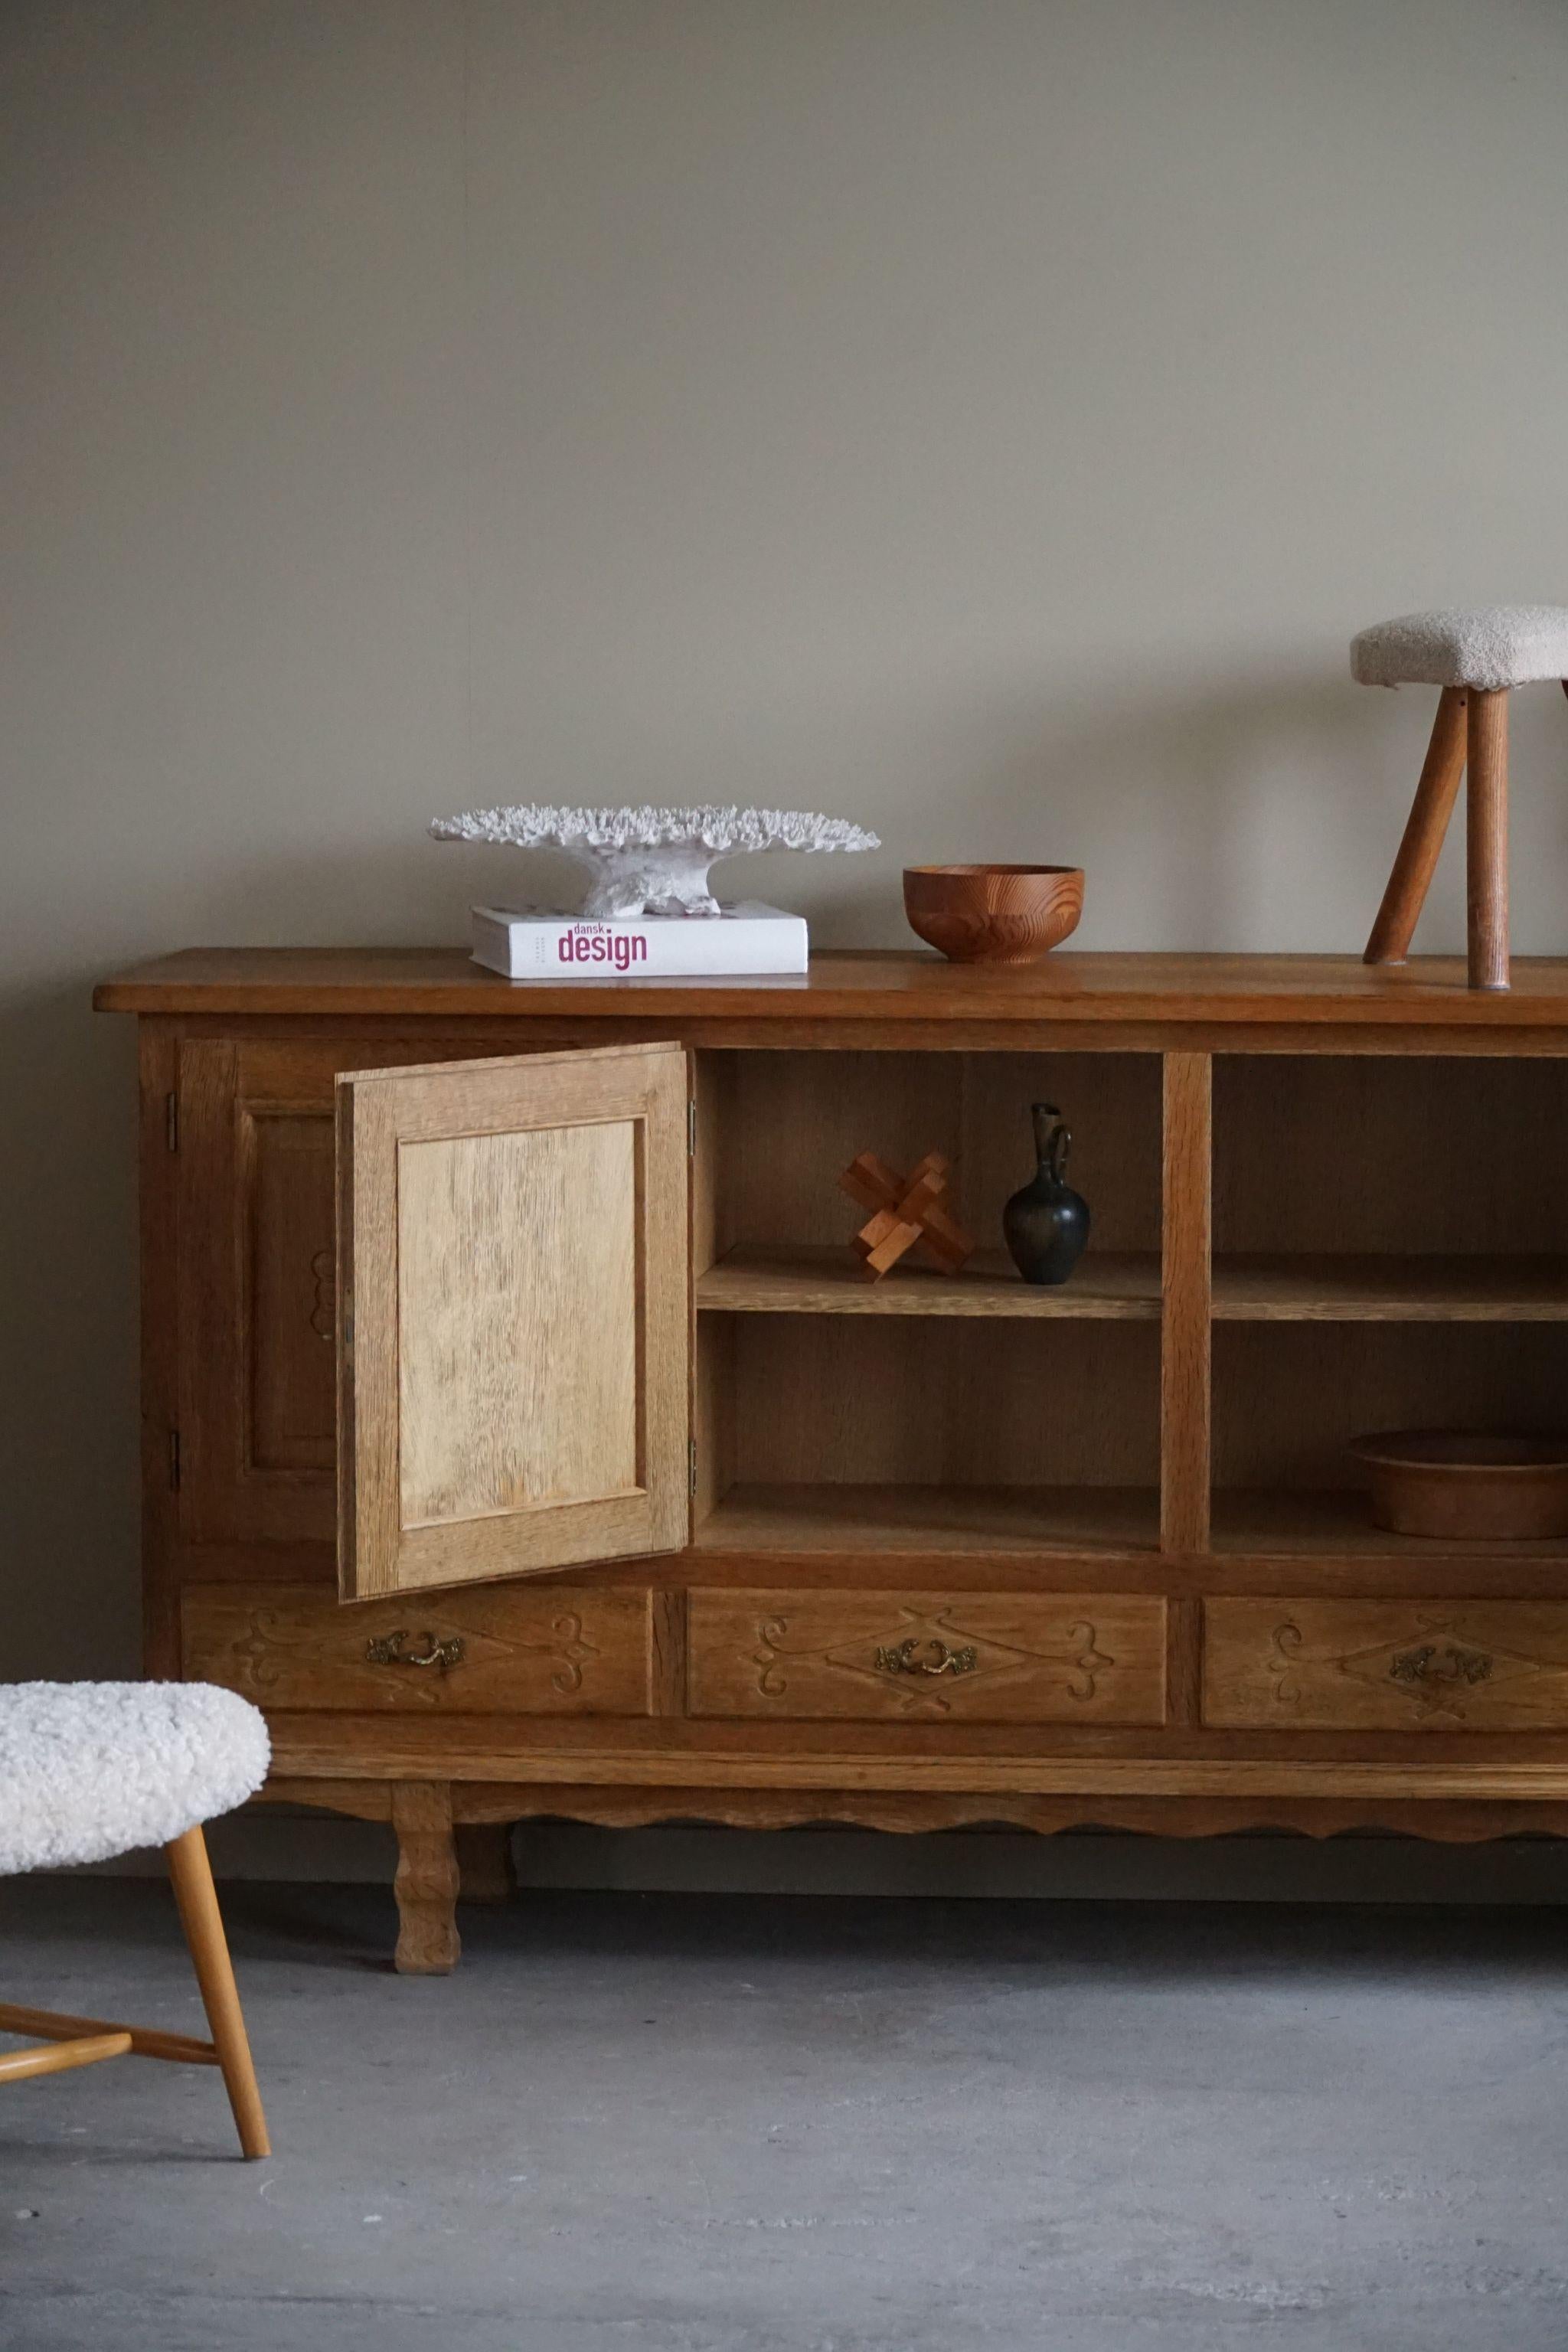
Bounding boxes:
688 1098 697 1156
165 1091 178 1152
688 1437 697 1496
168 1429 181 1491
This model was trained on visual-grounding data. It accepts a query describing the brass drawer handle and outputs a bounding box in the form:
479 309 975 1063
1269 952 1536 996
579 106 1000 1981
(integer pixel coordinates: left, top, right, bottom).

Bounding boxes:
364 1630 465 1674
1389 1642 1492 1691
874 1637 978 1678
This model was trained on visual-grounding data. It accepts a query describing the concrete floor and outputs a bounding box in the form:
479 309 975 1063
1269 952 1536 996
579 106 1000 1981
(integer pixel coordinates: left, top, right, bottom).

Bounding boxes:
1 1880 1566 2351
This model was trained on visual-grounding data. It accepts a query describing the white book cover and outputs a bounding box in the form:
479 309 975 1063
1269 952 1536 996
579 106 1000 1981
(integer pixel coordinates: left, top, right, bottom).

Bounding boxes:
471 900 808 980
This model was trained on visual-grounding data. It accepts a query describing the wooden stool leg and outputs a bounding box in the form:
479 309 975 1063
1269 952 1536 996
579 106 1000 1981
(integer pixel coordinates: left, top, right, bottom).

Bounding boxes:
1466 686 1510 990
165 1825 270 2159
390 1782 461 1974
1364 686 1467 965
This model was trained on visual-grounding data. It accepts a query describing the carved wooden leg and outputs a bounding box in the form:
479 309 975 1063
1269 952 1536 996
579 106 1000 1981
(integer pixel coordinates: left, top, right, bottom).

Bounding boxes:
1364 685 1468 966
165 1825 270 2158
455 1822 517 1905
390 1783 460 1975
1466 686 1510 991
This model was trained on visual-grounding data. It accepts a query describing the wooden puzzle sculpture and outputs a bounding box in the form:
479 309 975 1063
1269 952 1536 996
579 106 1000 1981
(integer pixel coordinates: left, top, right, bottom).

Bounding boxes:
839 1150 975 1280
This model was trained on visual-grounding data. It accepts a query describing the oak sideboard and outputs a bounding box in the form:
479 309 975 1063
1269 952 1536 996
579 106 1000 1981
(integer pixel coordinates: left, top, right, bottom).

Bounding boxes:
95 948 1568 1970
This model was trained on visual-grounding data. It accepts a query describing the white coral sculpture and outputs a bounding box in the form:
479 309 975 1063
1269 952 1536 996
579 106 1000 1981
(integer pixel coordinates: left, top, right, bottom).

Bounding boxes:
430 802 880 918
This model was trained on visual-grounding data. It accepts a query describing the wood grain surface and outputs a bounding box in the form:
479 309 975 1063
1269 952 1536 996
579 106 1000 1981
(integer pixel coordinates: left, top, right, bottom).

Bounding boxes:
694 1482 1160 1555
182 1583 654 1714
397 1120 638 1524
688 1589 1165 1723
1204 1597 1568 1731
95 946 1568 1026
390 1782 460 1974
698 1243 1161 1316
338 1044 688 1599
1161 1053 1210 1553
1364 685 1468 968
262 1730 1568 1803
1466 687 1511 991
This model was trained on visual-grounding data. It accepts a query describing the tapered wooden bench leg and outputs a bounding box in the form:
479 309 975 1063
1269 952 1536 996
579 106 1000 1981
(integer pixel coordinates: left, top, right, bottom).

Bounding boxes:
1466 686 1510 990
1364 685 1468 965
391 1782 461 1974
165 1825 270 2159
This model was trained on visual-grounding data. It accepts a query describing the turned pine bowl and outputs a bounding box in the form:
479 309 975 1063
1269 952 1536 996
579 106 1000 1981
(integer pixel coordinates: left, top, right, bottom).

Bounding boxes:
903 864 1084 965
1351 1429 1568 1540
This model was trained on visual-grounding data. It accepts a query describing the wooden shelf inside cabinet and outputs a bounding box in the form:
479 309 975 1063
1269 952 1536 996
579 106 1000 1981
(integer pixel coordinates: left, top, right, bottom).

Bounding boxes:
1211 1488 1568 1560
697 1244 1161 1319
694 1482 1161 1555
1211 1254 1568 1323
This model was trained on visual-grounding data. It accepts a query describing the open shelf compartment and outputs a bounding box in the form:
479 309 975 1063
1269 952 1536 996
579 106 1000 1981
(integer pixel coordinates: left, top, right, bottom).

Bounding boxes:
1211 1053 1568 1557
693 1045 1161 1308
688 1046 1568 1560
691 1048 1161 1552
1211 1053 1568 1323
694 1311 1160 1553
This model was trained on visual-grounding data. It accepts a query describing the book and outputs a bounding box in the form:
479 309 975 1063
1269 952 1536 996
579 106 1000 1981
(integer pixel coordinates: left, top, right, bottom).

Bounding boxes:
470 900 808 980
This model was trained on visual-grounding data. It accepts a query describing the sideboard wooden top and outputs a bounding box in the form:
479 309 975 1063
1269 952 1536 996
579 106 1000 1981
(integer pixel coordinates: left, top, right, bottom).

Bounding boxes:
93 947 1568 1027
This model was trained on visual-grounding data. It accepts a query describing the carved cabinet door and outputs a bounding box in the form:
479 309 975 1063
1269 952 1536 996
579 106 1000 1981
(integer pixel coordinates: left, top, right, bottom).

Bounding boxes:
176 1037 350 1545
175 1035 488 1546
336 1044 690 1599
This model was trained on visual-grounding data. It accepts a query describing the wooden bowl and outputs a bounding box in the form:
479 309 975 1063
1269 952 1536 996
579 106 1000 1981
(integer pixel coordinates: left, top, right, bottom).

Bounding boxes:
1350 1429 1568 1540
903 864 1084 965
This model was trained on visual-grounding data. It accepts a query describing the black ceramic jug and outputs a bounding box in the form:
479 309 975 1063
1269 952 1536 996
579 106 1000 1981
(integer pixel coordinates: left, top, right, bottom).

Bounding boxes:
1002 1102 1090 1285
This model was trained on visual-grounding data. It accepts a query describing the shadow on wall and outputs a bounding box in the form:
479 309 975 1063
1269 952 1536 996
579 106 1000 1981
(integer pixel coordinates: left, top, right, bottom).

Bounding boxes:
8 664 1568 1677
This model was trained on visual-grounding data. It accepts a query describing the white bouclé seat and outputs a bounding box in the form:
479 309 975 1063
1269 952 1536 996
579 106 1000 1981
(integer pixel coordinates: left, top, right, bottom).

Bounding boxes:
1352 606 1568 694
0 1681 272 2158
1355 606 1568 991
0 1683 269 1875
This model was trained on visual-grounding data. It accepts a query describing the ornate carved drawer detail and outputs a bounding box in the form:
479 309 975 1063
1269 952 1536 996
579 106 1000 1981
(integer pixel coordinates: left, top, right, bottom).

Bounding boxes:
1204 1599 1568 1730
687 1590 1166 1723
181 1585 652 1714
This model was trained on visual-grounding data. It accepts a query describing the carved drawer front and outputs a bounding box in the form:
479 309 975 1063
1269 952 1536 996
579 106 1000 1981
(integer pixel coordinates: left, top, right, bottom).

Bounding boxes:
1204 1599 1568 1730
182 1585 653 1714
688 1591 1166 1723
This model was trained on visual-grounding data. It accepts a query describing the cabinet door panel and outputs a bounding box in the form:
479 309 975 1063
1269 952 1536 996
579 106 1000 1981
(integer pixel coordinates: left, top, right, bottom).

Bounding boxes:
175 1038 485 1545
396 1122 639 1525
339 1044 689 1599
250 1109 337 1472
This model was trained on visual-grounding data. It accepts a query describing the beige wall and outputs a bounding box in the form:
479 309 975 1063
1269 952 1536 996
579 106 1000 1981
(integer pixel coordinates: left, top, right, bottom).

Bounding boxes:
6 0 1568 1675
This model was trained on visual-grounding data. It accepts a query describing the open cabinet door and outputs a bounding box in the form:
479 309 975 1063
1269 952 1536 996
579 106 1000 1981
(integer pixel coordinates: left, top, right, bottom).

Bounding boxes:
337 1044 689 1600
